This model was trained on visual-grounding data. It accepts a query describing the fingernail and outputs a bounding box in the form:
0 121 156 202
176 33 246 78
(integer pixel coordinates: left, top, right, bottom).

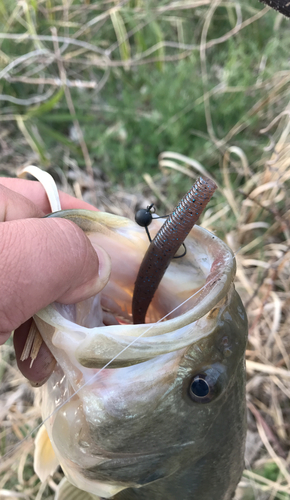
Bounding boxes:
67 244 111 303
29 373 51 387
93 244 112 291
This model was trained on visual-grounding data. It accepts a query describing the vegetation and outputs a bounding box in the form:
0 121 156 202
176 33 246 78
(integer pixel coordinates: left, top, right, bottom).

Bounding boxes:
0 0 289 194
1 1 290 499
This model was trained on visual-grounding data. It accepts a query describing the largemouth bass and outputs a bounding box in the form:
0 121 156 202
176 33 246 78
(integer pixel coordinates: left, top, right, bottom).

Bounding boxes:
32 204 248 500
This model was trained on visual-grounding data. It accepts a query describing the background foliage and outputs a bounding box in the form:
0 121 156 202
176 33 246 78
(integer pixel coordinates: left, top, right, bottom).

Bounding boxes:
1 1 290 499
1 0 289 195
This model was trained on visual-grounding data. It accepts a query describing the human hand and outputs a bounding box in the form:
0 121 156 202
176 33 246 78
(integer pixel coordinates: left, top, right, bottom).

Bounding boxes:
0 177 111 386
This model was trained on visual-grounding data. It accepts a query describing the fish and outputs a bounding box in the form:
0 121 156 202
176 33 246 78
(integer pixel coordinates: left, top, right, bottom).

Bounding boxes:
31 201 248 500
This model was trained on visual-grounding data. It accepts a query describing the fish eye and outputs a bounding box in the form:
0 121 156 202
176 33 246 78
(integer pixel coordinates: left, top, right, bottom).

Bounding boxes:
189 374 212 403
190 375 210 399
188 364 226 404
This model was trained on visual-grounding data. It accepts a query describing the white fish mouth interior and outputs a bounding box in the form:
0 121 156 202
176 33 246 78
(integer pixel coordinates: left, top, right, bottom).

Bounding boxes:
52 221 235 329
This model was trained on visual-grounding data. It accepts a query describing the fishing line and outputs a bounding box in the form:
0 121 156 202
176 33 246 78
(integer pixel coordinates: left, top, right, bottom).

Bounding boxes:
233 246 242 257
2 270 224 460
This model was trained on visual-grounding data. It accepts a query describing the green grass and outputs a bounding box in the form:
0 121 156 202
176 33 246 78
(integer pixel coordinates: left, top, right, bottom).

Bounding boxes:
1 0 290 202
243 465 290 500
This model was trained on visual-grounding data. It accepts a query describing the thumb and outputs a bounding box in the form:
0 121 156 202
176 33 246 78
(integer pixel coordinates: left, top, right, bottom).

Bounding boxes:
0 216 111 341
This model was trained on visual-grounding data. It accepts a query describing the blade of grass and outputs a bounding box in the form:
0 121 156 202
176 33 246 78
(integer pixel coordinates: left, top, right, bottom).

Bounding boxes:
110 9 131 63
27 87 64 119
16 116 49 164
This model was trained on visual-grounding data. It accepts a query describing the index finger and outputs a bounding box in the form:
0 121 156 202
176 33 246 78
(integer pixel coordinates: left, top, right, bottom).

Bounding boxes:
0 177 98 214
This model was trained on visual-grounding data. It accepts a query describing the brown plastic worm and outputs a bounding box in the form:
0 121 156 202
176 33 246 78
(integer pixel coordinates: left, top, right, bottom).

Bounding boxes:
132 176 217 324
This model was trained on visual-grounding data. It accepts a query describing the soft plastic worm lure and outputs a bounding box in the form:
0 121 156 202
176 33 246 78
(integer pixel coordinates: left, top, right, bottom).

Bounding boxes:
132 176 217 324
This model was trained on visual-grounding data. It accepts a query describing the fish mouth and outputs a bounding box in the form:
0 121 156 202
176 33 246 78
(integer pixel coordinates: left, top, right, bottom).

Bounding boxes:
36 210 236 369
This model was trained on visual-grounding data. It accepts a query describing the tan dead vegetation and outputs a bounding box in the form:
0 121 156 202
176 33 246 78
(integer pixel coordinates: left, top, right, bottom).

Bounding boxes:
0 1 290 499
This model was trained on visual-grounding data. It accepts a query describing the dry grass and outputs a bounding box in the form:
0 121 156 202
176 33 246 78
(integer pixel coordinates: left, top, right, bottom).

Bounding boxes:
231 117 290 500
1 123 290 500
1 0 290 499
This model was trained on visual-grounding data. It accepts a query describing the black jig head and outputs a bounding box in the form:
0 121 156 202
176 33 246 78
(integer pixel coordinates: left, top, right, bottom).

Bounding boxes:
135 203 186 258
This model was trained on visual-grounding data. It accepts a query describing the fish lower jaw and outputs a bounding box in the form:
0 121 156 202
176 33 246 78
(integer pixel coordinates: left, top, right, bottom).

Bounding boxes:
61 463 129 499
59 449 178 499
